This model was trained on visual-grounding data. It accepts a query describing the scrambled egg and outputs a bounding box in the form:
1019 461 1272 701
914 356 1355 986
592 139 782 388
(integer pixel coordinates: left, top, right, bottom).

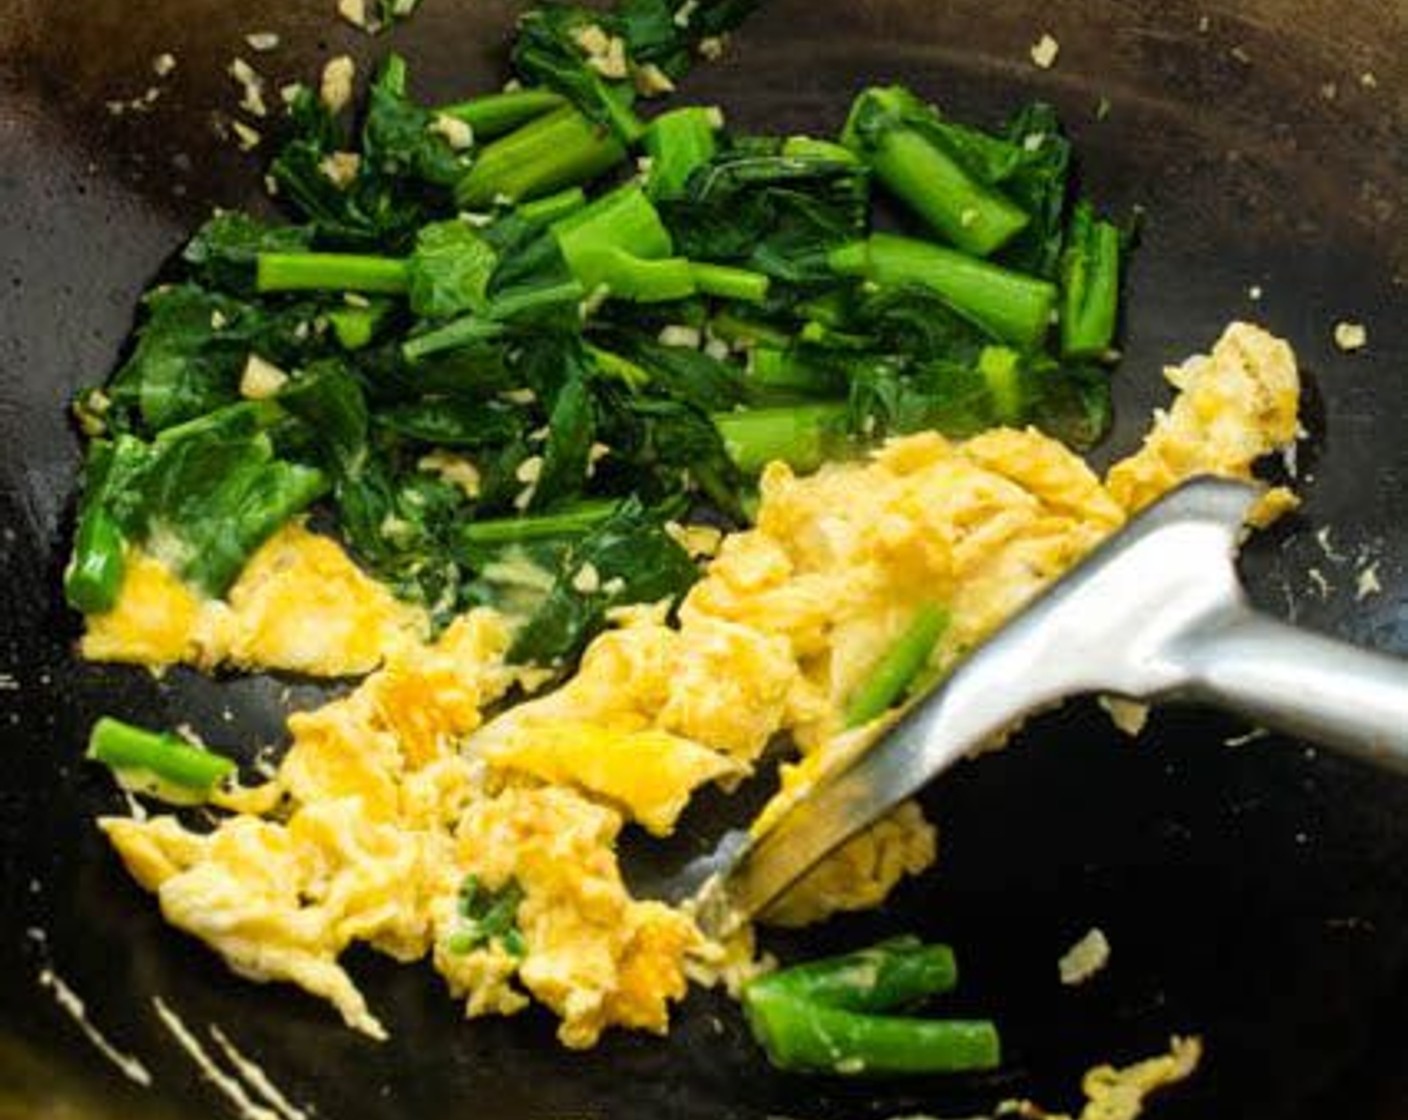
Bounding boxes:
92 322 1299 1046
82 520 427 676
1001 1035 1203 1120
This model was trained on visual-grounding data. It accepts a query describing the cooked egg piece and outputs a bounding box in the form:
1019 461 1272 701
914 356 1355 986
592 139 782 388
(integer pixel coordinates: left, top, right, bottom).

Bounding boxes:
1106 321 1300 523
81 521 428 676
483 721 738 836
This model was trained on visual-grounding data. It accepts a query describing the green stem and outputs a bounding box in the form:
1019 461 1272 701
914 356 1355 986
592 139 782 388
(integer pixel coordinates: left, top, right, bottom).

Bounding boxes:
65 507 126 615
842 86 1029 257
402 280 584 362
553 185 694 302
1059 201 1122 359
586 344 652 389
845 604 950 726
457 499 622 547
515 186 588 226
436 89 566 139
87 717 236 795
781 135 863 164
748 348 845 397
709 311 794 350
256 253 410 294
749 938 958 1013
456 106 627 209
689 261 770 304
743 986 1000 1076
830 233 1056 349
402 316 506 363
712 404 848 474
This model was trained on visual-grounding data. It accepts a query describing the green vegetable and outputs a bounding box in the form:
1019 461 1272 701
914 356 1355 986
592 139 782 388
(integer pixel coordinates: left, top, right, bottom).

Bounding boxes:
87 717 237 803
742 938 999 1076
689 261 770 303
65 506 126 614
712 403 848 474
436 88 567 139
743 989 1000 1076
552 183 697 302
661 140 870 285
446 875 526 957
326 299 394 350
457 499 622 547
75 403 330 599
456 106 627 209
748 936 958 1012
830 234 1057 350
182 212 314 295
845 604 949 726
406 220 498 318
363 55 474 191
256 253 411 294
842 86 1028 256
506 497 700 666
644 106 720 198
1059 201 1122 359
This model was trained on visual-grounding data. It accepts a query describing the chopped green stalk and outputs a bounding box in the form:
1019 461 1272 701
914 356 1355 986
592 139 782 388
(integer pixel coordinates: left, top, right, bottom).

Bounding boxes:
402 279 584 362
445 875 526 957
978 345 1025 424
553 184 694 302
255 253 410 294
710 311 794 350
829 234 1056 349
436 88 567 139
781 136 862 164
87 717 236 802
846 604 950 726
842 86 1029 257
402 316 505 362
712 403 848 474
65 507 125 614
326 300 394 350
748 348 845 397
489 277 587 321
643 107 720 198
743 986 1000 1076
586 344 652 389
515 186 588 226
689 262 770 304
749 937 958 1012
1059 202 1121 359
456 106 627 209
457 499 622 547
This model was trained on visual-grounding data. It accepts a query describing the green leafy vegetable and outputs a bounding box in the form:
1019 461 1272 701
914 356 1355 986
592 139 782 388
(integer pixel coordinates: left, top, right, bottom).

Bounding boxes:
67 4 1132 678
506 497 699 666
406 220 499 318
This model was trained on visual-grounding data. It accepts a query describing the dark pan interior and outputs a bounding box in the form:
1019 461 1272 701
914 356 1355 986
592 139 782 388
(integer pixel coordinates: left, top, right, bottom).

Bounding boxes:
1 1 1406 1117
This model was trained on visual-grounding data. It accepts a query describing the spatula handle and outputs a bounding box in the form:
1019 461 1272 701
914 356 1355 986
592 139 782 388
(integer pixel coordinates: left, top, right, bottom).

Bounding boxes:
1181 606 1408 770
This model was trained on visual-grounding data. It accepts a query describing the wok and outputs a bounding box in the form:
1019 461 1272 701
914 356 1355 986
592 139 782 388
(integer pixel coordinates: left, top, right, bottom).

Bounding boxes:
1 1 1405 1117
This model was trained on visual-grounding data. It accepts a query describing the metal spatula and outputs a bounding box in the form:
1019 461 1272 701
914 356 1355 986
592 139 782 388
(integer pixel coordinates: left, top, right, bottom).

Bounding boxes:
660 477 1408 937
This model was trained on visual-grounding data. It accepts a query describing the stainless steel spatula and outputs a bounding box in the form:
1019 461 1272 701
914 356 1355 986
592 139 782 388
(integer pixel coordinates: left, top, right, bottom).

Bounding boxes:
676 476 1408 936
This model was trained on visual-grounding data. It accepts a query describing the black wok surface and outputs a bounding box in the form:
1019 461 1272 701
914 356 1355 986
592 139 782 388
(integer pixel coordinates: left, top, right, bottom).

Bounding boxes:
1 1 1406 1117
